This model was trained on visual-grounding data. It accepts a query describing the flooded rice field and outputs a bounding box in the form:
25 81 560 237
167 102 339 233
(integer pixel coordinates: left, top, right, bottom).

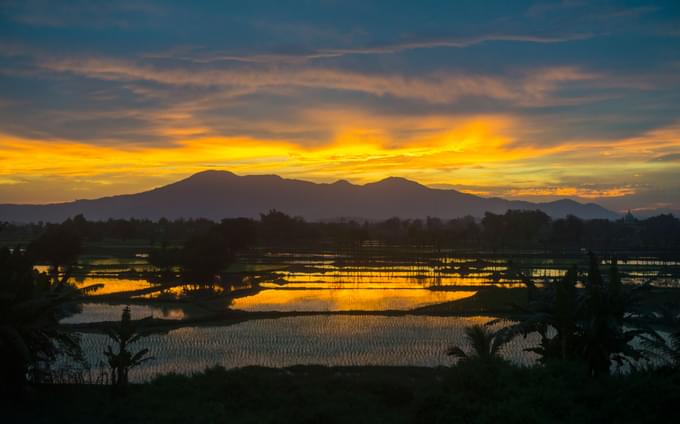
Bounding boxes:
61 303 186 324
230 288 476 311
76 315 540 382
59 249 680 319
59 250 680 299
73 277 153 295
49 250 678 379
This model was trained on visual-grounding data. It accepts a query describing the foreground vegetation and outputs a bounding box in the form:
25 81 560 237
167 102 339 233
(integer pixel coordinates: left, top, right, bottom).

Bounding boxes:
5 362 680 424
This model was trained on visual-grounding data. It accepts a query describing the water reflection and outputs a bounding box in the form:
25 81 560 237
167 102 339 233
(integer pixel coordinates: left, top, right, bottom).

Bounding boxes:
74 277 153 295
277 272 523 287
76 315 540 381
39 252 680 308
231 289 477 311
34 264 51 273
61 303 185 323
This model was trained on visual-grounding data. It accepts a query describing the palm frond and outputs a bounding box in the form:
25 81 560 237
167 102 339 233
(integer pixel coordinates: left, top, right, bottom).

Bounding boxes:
446 346 468 359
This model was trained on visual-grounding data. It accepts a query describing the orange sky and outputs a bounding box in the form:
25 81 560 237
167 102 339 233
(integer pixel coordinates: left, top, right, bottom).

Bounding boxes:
2 1 680 212
1 115 678 211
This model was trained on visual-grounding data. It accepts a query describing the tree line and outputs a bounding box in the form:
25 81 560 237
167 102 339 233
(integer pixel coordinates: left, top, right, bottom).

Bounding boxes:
2 209 679 251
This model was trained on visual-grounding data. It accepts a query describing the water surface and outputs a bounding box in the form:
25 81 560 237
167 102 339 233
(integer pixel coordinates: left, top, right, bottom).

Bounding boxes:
61 303 186 324
76 315 539 381
231 288 476 311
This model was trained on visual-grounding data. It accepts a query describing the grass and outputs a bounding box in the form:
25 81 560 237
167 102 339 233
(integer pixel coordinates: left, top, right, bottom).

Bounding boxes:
6 362 680 424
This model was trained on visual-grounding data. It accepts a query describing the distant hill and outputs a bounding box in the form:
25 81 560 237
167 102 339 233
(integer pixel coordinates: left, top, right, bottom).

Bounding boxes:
0 170 620 222
629 208 680 219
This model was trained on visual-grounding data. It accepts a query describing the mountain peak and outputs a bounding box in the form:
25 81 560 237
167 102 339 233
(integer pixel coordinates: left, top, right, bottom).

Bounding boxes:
370 176 424 188
546 199 579 205
0 171 619 222
332 179 353 186
186 170 237 180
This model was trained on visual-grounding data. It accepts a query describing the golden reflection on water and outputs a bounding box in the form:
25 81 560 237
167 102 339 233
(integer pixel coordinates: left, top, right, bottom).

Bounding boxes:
80 258 148 266
61 303 186 323
33 265 51 273
132 284 227 299
230 289 476 311
275 274 524 287
529 268 568 278
262 281 438 289
75 278 152 294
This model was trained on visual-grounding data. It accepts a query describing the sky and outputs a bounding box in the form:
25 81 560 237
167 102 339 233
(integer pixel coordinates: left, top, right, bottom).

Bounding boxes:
1 0 679 213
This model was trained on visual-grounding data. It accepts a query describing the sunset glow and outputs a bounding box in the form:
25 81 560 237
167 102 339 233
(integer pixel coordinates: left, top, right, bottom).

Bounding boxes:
1 1 679 213
2 3 680 419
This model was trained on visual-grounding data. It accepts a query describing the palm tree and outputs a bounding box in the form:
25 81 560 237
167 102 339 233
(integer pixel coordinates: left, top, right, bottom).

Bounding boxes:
579 255 651 375
447 324 510 362
104 306 154 391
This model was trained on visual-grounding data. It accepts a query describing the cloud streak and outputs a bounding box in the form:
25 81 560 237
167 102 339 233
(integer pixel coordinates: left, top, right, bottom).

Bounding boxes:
37 55 602 107
163 32 593 64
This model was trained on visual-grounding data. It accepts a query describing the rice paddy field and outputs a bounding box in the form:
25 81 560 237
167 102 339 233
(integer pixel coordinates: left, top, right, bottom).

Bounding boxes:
51 246 680 381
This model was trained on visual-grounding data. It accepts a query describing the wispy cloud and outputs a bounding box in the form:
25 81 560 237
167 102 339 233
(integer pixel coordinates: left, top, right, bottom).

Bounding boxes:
161 32 593 64
651 152 680 162
37 55 602 107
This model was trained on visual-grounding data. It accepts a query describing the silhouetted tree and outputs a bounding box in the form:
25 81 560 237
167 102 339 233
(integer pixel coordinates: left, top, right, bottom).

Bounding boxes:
4 211 680 251
0 247 97 395
640 214 680 250
447 324 511 363
179 220 256 284
481 210 551 249
27 224 82 284
507 253 652 376
508 268 581 361
104 306 154 392
180 230 233 283
552 215 584 247
148 241 181 281
216 218 257 250
258 210 316 244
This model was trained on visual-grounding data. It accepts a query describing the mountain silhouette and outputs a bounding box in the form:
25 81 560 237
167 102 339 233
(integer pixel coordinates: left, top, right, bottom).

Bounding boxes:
0 170 619 222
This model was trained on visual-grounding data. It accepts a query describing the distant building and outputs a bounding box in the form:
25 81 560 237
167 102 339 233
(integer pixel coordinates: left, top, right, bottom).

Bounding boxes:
623 209 637 224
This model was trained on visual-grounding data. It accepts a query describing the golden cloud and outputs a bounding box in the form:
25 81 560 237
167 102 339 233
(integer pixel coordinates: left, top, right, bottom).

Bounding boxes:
1 116 679 204
506 186 637 199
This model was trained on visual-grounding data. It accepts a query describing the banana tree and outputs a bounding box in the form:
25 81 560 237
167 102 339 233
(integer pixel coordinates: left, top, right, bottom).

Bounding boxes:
104 306 154 390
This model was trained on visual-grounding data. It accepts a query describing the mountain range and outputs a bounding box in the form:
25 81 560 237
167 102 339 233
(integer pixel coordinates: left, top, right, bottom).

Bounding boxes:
0 170 620 222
